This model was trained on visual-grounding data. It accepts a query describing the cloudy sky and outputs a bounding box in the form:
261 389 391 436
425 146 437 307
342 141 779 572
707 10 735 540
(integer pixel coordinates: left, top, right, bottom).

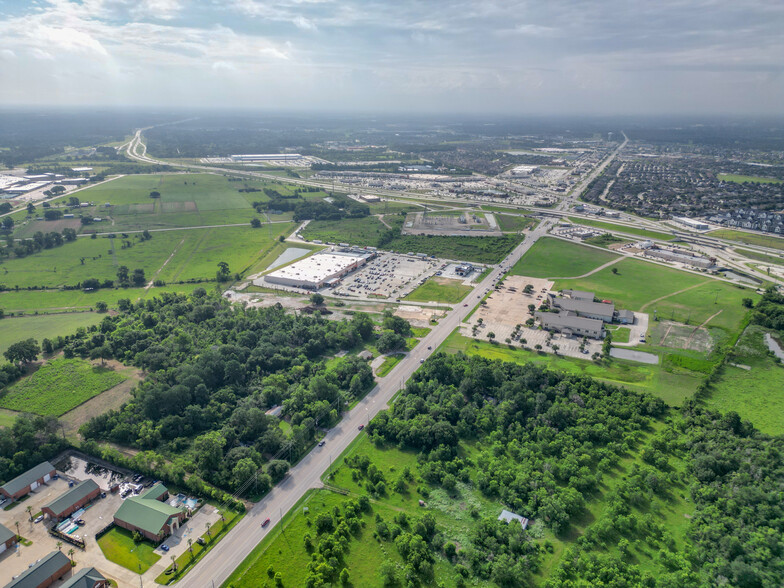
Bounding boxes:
0 0 782 115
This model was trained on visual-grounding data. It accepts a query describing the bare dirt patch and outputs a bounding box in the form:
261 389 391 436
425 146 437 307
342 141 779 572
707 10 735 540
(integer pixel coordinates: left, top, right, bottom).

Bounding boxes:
653 320 714 353
59 360 143 439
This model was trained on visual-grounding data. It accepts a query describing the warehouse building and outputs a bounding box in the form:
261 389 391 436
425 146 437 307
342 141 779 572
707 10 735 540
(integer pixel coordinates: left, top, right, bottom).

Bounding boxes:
59 568 108 588
113 483 185 543
0 522 18 554
642 248 715 269
42 480 100 522
548 293 615 323
0 462 56 500
535 310 605 339
672 216 709 231
230 154 302 162
263 251 372 290
3 550 71 588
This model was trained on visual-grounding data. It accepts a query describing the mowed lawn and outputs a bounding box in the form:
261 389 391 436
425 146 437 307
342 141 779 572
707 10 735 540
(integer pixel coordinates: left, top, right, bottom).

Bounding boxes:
97 527 161 573
706 326 784 435
708 229 784 251
567 217 674 241
405 277 472 303
0 313 103 357
0 358 127 416
510 237 619 278
552 258 758 331
717 173 784 185
439 330 701 406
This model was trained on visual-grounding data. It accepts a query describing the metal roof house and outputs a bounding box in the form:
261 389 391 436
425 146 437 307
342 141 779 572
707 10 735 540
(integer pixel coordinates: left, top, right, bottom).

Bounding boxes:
498 509 529 530
113 483 184 543
42 480 100 522
0 462 56 500
0 522 18 554
59 568 108 588
3 550 71 588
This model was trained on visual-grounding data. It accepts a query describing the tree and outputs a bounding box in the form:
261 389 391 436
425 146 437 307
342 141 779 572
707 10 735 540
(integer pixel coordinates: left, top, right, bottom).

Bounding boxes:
68 548 75 564
68 196 80 206
205 521 212 539
95 301 108 313
340 568 350 586
611 267 619 275
4 339 40 365
250 218 262 228
487 332 495 340
62 228 77 242
142 229 152 240
131 268 146 287
90 344 112 366
27 203 35 214
377 331 406 353
1 217 13 230
116 265 129 284
742 298 754 308
217 261 231 282
187 538 194 558
50 185 65 195
171 554 177 571
149 191 161 198
380 560 398 587
310 293 324 306
27 506 34 521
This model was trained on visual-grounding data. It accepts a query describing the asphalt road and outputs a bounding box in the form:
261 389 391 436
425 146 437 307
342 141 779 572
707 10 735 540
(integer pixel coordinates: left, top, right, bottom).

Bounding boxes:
181 220 552 587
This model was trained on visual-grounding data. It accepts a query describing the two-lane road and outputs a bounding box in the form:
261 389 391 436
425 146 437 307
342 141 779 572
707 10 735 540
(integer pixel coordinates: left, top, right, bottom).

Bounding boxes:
181 220 552 587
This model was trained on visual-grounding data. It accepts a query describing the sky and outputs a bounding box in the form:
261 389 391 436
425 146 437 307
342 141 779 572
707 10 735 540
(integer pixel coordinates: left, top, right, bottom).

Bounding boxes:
0 0 782 115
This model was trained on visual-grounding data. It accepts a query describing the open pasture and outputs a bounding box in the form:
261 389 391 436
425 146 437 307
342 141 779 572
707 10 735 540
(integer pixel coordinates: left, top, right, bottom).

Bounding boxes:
510 237 619 278
0 313 103 356
708 229 784 251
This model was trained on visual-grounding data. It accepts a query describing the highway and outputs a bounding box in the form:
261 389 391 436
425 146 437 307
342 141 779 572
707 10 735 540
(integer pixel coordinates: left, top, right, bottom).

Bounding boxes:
181 219 552 587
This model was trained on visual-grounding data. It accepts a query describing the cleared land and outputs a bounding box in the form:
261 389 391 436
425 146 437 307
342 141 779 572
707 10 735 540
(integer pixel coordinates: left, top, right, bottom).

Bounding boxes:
735 247 784 266
493 213 535 233
0 358 128 416
509 237 619 278
302 216 522 264
705 326 784 435
0 313 103 356
717 173 784 185
567 217 674 241
708 229 784 251
404 277 472 304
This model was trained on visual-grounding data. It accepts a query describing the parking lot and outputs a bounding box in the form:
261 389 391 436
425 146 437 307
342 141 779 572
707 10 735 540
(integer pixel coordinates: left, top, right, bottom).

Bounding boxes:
329 252 438 299
0 456 213 587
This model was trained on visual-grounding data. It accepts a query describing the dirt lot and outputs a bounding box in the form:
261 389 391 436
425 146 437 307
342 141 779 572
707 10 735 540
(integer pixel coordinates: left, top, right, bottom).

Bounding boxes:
652 319 715 352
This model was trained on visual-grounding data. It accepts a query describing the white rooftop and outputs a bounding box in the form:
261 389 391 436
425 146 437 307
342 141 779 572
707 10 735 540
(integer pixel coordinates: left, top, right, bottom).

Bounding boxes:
266 252 366 284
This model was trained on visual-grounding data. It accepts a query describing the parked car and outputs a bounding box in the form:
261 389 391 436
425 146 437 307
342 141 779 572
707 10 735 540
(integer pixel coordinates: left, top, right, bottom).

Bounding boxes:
419 358 425 364
262 517 271 528
318 440 325 447
161 544 170 552
100 492 107 499
358 425 365 430
75 519 85 526
34 515 44 523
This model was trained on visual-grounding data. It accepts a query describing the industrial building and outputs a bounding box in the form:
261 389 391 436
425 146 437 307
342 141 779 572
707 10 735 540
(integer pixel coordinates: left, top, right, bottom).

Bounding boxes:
548 293 615 323
230 154 302 162
42 479 100 522
59 568 108 588
263 251 373 290
55 178 88 186
3 181 51 195
359 194 381 202
511 165 539 175
3 550 71 588
672 216 710 231
0 461 56 500
113 483 185 543
535 310 605 339
0 522 18 554
642 247 715 269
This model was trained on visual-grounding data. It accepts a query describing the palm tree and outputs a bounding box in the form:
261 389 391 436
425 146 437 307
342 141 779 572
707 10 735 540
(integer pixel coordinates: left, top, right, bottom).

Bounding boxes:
170 554 177 572
205 521 212 540
56 541 63 551
187 538 194 558
26 506 33 521
67 548 75 565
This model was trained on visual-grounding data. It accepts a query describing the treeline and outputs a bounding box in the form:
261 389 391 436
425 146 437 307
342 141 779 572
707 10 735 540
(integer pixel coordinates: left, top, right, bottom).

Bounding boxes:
76 290 387 495
253 191 369 222
0 415 69 485
0 227 77 259
750 287 784 332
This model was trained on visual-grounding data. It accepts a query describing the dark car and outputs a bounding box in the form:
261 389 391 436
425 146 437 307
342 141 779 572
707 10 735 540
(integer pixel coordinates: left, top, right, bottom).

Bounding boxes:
262 517 271 527
161 544 170 552
358 425 365 430
318 440 325 447
75 519 85 526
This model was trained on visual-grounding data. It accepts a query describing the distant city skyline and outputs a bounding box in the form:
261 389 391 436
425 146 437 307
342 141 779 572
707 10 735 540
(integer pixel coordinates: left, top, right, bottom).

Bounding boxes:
0 0 782 115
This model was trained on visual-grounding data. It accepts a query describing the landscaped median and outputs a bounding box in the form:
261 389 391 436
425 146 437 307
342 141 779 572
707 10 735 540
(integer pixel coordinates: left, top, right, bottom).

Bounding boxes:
154 507 243 584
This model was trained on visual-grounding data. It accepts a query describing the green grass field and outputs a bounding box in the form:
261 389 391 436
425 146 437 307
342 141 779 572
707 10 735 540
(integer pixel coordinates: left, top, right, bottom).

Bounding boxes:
302 216 522 264
705 326 784 435
495 213 535 232
376 353 405 377
97 527 161 573
0 313 103 356
439 330 700 406
735 247 784 266
0 358 128 416
717 173 784 185
567 217 674 241
405 277 472 304
0 409 17 428
510 237 619 278
552 258 758 333
708 229 784 251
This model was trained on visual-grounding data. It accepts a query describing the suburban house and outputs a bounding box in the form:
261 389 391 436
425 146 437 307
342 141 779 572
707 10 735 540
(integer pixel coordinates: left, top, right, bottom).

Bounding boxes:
3 550 71 588
498 509 529 530
535 310 605 339
0 522 18 555
113 483 185 543
547 292 615 323
59 568 108 588
0 462 56 500
42 480 100 522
